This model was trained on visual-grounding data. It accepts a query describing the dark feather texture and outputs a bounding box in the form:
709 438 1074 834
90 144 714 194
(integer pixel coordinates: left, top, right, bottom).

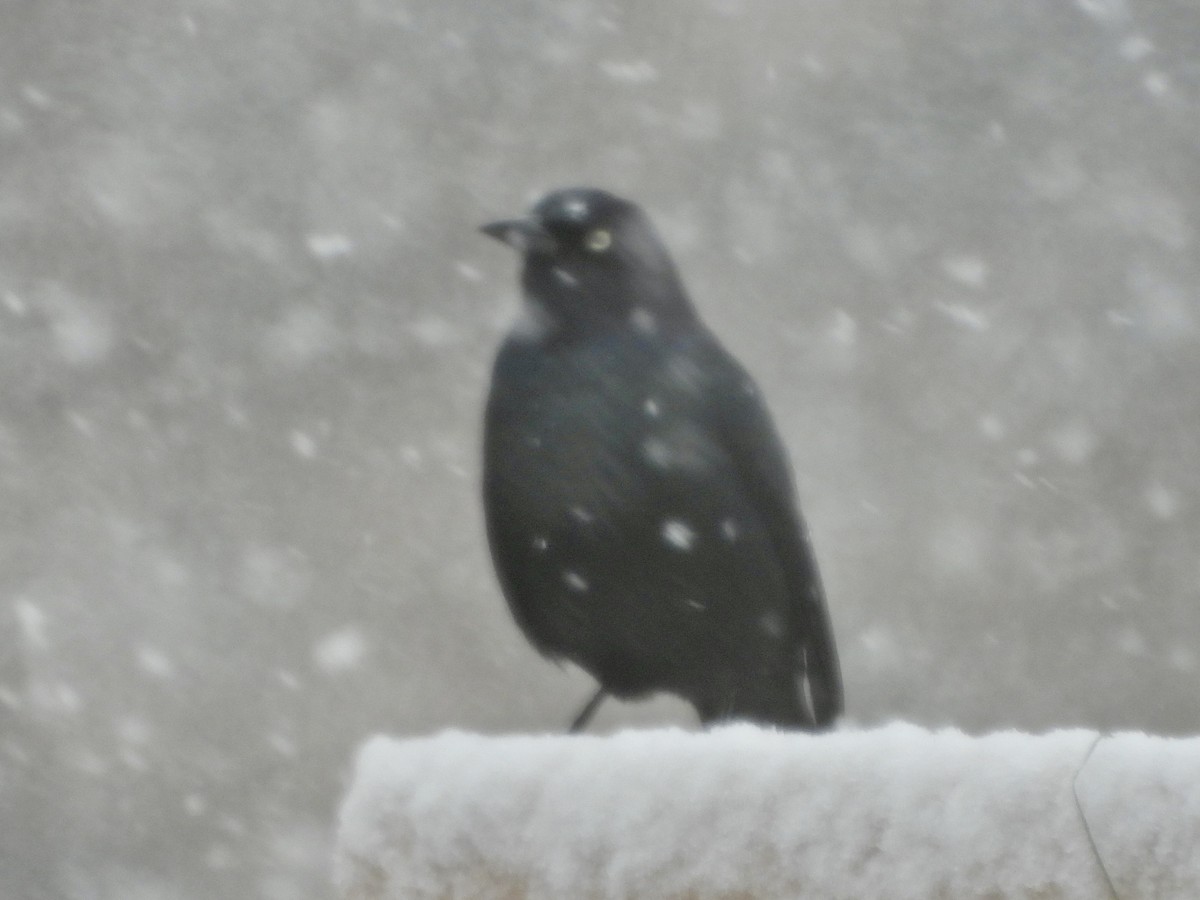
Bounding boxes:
481 187 842 730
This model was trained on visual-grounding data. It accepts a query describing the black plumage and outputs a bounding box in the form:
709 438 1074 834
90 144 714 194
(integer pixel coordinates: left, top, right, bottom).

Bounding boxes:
480 187 842 731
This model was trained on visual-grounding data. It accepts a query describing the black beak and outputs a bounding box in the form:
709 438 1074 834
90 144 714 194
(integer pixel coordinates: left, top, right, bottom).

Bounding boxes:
479 217 557 255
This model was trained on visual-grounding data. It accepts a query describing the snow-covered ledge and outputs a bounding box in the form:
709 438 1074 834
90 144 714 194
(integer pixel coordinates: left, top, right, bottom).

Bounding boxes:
333 723 1200 899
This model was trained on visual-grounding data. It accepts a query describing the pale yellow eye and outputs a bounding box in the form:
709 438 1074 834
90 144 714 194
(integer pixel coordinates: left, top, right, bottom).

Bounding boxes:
584 228 612 253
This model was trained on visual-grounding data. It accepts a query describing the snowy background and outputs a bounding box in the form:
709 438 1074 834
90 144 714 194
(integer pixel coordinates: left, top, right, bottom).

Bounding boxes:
2 1 1198 898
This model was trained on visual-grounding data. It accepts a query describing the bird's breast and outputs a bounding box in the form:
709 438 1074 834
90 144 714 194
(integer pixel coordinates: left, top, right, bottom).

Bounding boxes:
484 336 722 532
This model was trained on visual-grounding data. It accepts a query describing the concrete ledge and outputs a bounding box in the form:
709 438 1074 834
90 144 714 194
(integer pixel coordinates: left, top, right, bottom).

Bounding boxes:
334 723 1200 899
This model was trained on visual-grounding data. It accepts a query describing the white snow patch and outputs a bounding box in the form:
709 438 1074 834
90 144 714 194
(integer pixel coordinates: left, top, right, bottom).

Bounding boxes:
290 430 319 460
828 309 858 346
225 403 250 428
1119 34 1155 62
41 284 115 367
1074 0 1131 25
269 733 299 758
454 261 483 282
1144 71 1171 97
1127 265 1196 341
820 309 859 372
66 410 95 438
82 132 186 232
305 232 355 260
641 437 672 469
933 299 990 331
978 413 1006 441
1168 646 1197 672
1115 626 1146 657
0 107 22 137
511 301 555 343
136 645 175 679
661 519 697 551
665 354 706 394
336 726 1200 899
562 197 589 220
410 315 460 347
14 598 49 650
562 570 589 592
643 397 661 418
313 626 369 674
629 307 657 334
598 59 659 84
552 266 578 287
941 253 990 289
1144 481 1180 520
21 84 54 109
30 681 82 716
759 611 785 639
3 290 26 315
858 625 904 671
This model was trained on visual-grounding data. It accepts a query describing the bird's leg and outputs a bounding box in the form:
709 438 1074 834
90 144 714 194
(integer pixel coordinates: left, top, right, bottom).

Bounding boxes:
567 687 607 733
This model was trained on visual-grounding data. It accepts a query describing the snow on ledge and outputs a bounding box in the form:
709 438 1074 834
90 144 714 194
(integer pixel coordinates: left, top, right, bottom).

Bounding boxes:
334 723 1200 899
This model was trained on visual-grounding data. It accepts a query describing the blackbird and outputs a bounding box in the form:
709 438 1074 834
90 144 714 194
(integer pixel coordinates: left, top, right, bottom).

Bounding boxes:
480 187 842 732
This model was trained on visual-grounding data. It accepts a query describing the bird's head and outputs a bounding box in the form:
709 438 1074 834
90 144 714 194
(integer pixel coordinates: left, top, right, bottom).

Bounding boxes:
481 188 696 338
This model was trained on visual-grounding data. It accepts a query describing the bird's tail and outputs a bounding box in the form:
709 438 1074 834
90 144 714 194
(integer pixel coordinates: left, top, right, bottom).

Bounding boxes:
802 602 844 728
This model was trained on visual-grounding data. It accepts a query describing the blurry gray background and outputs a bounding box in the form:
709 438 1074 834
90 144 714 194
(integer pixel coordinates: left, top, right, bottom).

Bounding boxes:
2 1 1198 897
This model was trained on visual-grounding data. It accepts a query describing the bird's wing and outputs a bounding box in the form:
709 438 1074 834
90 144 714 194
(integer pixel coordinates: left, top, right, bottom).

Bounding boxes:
692 332 844 725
